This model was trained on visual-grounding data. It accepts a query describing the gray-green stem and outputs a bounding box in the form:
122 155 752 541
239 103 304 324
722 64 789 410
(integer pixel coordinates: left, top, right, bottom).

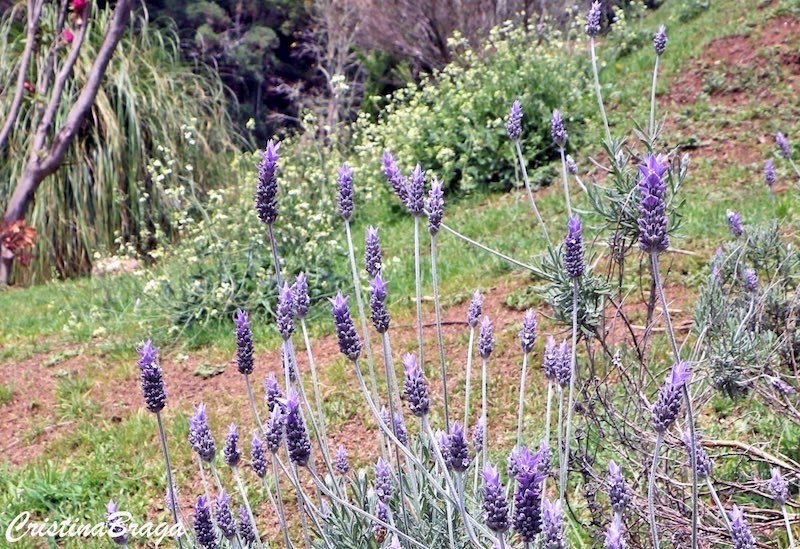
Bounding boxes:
431 235 450 427
155 412 184 549
267 457 293 549
244 374 264 432
464 327 475 429
300 318 327 446
414 216 425 369
590 37 611 144
705 477 732 534
560 279 579 501
232 467 264 549
557 386 565 503
783 504 796 548
514 140 552 247
441 222 542 275
648 433 663 549
516 352 529 448
481 357 488 464
559 147 572 217
650 55 660 138
268 223 283 287
651 252 698 549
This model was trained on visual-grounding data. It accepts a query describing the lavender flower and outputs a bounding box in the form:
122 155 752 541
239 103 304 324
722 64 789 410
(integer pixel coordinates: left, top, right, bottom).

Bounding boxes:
478 316 494 359
604 514 626 549
256 140 280 225
467 290 483 328
331 292 362 361
337 163 355 220
446 422 471 472
193 495 218 549
542 336 559 382
402 353 430 417
234 310 254 375
507 446 523 479
364 226 383 278
105 500 129 546
519 309 537 354
770 468 789 506
406 164 425 216
382 151 408 205
223 423 241 467
653 25 668 56
214 491 237 540
765 159 776 188
566 155 578 175
393 412 408 446
137 340 166 414
729 505 756 549
565 216 585 279
436 429 450 460
427 179 444 235
374 457 394 503
774 377 796 396
541 498 566 549
238 506 256 546
373 500 390 542
652 362 692 433
513 447 546 541
369 274 390 333
472 417 485 454
680 429 712 480
536 441 552 477
292 272 310 319
277 283 295 340
482 463 510 533
506 99 523 141
286 391 311 466
555 340 572 388
638 154 670 254
550 110 568 148
251 434 268 478
264 373 284 413
777 132 791 160
585 0 602 36
608 461 630 514
189 403 216 462
335 444 350 475
727 210 743 238
743 269 758 293
264 407 284 453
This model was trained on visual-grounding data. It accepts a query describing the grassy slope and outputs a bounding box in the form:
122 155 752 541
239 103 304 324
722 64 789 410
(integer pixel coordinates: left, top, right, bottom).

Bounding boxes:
2 0 800 545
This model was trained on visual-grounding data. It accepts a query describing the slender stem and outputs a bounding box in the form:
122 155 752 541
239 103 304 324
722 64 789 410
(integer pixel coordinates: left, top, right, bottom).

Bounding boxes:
559 147 572 217
498 534 506 549
414 216 425 369
557 386 565 503
789 158 800 179
267 223 283 287
651 253 698 549
244 374 264 432
514 140 552 247
648 434 663 549
431 235 450 428
197 454 211 502
268 458 293 549
209 462 224 494
590 37 611 144
300 319 327 445
232 467 264 549
441 222 542 275
481 357 488 464
783 504 796 548
446 497 456 549
344 220 382 411
464 327 475 439
560 280 579 501
541 381 553 507
516 352 529 448
650 55 660 138
705 477 732 534
156 412 184 549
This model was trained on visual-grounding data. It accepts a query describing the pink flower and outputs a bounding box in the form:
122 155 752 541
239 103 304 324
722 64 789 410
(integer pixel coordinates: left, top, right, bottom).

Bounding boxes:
72 0 88 13
63 29 74 44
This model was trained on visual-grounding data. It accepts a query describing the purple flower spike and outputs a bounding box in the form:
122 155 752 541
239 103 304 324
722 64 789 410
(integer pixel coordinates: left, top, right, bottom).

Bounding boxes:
542 336 559 382
446 422 471 473
550 110 568 148
251 434 268 478
369 274 390 334
519 309 537 354
106 500 129 546
506 99 523 141
137 340 166 414
406 164 425 216
393 412 408 446
727 210 743 238
536 441 552 477
365 226 383 278
777 132 791 160
373 500 390 542
374 457 394 503
331 292 362 361
479 316 494 359
234 310 255 375
542 499 566 549
555 340 572 388
585 1 602 36
402 353 430 417
566 154 578 175
214 490 237 540
292 273 310 319
427 179 444 235
565 216 585 279
382 151 408 205
337 163 355 221
277 283 295 340
765 159 776 188
682 430 713 480
265 406 284 454
638 154 670 254
472 417 485 454
482 462 510 533
467 290 483 328
265 372 284 413
335 444 350 475
652 362 692 433
770 468 789 506
193 496 218 549
743 269 758 293
238 506 256 546
286 391 311 466
223 423 241 467
653 25 668 56
729 505 756 548
513 447 546 541
608 461 630 514
604 514 626 549
189 403 216 462
256 140 280 226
